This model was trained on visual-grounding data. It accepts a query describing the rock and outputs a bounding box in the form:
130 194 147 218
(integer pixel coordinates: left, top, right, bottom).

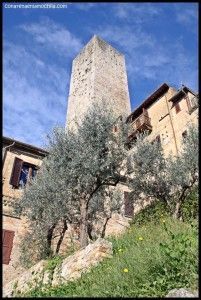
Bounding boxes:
42 269 53 286
165 288 198 298
52 238 113 286
3 260 46 297
3 238 113 297
105 213 130 237
2 280 18 298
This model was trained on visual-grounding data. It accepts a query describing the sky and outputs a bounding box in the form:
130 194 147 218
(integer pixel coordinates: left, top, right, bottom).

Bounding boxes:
3 2 198 148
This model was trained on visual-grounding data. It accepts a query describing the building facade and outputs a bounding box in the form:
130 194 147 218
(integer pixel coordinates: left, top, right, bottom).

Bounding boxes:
126 83 198 157
2 137 48 285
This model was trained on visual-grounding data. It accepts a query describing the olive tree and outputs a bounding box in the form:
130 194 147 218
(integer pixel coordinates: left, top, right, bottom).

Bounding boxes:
167 124 198 219
16 102 128 266
127 131 171 206
127 123 198 219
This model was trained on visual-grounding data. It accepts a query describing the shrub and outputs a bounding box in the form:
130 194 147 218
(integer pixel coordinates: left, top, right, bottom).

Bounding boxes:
132 200 171 226
180 186 198 222
141 221 198 296
45 255 63 273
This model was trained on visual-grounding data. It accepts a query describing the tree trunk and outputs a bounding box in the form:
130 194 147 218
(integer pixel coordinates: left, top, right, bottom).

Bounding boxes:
55 220 68 254
101 215 111 238
173 201 182 219
80 198 88 248
87 222 94 241
46 223 56 256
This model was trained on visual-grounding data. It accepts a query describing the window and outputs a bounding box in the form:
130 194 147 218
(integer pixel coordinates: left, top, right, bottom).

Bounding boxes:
10 157 38 188
113 125 118 133
175 103 181 114
3 229 15 265
182 130 187 139
124 192 134 217
151 135 161 145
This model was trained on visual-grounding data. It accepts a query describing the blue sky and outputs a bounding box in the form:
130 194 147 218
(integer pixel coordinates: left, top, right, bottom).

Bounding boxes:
3 2 198 148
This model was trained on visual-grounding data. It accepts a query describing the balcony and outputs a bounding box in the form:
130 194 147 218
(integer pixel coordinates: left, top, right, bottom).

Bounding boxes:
188 96 198 114
127 112 152 142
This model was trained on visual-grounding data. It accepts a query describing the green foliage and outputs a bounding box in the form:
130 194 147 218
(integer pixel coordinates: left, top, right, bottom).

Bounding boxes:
21 217 198 298
180 186 198 222
128 130 171 204
142 221 198 296
19 231 52 269
132 185 198 227
132 200 171 226
44 255 63 273
128 124 198 219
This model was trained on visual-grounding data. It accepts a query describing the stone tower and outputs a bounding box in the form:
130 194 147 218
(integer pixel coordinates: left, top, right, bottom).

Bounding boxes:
66 35 131 130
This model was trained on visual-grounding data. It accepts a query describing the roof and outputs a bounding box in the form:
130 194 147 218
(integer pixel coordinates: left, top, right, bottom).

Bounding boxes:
126 83 170 122
3 136 49 157
168 85 198 103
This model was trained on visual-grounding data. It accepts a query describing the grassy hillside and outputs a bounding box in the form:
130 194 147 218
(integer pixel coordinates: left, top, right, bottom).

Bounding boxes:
22 214 198 298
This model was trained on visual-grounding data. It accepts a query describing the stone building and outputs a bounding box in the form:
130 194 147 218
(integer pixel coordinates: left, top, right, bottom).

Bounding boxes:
3 35 198 285
126 82 198 157
66 35 131 131
2 137 48 285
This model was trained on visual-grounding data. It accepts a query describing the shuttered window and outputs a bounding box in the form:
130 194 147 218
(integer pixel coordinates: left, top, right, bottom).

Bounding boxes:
9 157 23 187
3 229 15 265
10 158 38 188
124 192 134 217
151 135 161 145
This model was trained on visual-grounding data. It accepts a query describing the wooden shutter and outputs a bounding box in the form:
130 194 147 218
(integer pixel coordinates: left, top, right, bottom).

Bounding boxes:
9 157 23 187
175 103 181 113
124 192 134 217
3 229 15 265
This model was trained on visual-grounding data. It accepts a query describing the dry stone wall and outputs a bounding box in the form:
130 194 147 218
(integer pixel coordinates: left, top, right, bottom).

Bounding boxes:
3 238 113 298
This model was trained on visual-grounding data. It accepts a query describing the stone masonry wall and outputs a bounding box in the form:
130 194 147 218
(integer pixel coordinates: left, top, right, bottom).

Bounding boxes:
3 149 45 286
66 35 131 130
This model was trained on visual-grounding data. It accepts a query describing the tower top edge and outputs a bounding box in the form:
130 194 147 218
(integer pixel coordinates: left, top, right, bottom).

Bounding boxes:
73 34 124 62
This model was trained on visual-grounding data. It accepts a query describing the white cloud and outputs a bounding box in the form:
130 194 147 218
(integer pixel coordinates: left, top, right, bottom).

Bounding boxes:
174 4 198 26
19 17 83 57
94 26 154 52
3 40 70 147
74 3 96 11
113 3 161 23
3 18 85 146
90 24 198 92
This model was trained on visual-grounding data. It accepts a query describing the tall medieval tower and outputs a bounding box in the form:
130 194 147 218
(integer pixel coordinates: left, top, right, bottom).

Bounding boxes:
66 35 131 130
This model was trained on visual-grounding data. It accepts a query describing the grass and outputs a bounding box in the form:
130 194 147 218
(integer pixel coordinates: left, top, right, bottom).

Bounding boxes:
21 216 198 298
